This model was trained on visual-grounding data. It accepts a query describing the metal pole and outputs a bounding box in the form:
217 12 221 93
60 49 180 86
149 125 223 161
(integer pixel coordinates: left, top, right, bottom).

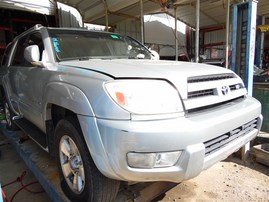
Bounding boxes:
105 9 109 31
140 0 144 44
231 4 238 72
175 6 178 61
103 0 108 31
195 0 200 63
225 0 230 68
54 0 58 27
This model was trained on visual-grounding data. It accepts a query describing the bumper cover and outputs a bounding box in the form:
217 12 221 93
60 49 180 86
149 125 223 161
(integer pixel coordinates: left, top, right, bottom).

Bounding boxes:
78 96 262 182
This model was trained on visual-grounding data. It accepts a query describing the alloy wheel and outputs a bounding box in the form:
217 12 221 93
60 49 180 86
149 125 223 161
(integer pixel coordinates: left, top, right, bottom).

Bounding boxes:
59 135 85 194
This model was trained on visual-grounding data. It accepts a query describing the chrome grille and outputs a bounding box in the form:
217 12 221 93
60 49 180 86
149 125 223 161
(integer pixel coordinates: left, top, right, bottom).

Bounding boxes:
188 89 214 98
187 84 243 98
185 73 245 112
204 119 257 156
229 84 243 91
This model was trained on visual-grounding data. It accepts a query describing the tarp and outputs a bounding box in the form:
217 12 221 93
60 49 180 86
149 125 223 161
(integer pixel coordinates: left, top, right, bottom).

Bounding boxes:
0 0 82 28
0 0 54 15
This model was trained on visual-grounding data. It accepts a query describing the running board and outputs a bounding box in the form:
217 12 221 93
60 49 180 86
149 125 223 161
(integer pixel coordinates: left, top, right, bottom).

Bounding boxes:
14 118 47 149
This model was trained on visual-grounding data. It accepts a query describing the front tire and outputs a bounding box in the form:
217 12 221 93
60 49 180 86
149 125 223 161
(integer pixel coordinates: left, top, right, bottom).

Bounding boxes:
55 117 120 202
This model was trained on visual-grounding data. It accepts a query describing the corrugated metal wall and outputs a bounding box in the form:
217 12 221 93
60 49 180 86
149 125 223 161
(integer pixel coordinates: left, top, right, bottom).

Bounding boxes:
115 19 142 41
203 29 225 59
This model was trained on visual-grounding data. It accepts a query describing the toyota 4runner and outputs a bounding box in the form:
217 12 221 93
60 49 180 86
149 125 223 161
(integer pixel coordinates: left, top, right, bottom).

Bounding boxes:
0 25 263 201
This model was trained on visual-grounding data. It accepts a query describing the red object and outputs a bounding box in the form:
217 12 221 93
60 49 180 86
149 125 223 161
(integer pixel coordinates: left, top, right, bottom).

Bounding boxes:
0 27 12 31
2 189 8 202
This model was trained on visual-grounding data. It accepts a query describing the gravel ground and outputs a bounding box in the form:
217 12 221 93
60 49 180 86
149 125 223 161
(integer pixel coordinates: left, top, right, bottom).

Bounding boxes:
159 155 269 202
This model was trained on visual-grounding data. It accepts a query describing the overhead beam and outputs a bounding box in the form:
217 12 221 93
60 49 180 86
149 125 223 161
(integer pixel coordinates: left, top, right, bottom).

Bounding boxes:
158 10 193 28
84 0 141 24
108 11 140 20
78 1 102 13
148 1 224 29
189 3 224 26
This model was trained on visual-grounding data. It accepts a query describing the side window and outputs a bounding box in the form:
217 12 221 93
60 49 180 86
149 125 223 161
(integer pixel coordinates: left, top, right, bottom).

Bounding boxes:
11 32 44 67
0 43 13 67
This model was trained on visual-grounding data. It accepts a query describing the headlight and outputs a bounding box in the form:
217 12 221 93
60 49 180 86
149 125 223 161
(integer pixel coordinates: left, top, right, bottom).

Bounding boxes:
104 80 183 114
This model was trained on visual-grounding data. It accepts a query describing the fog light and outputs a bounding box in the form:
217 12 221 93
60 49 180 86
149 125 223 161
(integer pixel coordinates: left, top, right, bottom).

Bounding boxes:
127 151 181 168
154 152 181 167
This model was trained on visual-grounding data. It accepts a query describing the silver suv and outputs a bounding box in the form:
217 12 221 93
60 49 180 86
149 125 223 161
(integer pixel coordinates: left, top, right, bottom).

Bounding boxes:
0 25 263 201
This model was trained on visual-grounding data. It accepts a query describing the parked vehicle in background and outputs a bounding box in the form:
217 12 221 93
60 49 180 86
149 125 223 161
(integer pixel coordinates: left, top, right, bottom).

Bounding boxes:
0 25 263 201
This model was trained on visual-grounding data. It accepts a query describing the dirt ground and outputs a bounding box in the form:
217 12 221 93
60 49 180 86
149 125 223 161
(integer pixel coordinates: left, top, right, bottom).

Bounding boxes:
0 133 50 202
159 155 269 202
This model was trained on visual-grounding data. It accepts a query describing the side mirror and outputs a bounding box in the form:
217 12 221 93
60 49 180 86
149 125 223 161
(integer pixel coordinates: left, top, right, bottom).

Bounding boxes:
24 45 43 67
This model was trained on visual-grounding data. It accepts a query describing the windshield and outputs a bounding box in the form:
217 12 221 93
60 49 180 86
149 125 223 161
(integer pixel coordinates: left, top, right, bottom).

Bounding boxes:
48 29 152 61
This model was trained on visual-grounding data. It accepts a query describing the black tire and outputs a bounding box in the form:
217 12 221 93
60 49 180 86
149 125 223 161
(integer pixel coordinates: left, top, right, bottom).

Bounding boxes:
55 117 120 202
3 98 18 131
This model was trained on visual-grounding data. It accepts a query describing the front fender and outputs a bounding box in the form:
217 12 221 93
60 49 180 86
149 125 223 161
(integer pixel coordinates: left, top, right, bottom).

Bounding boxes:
43 82 94 121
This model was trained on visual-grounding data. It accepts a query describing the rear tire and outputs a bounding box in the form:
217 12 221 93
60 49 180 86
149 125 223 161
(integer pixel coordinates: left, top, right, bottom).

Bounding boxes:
3 98 18 131
55 117 120 202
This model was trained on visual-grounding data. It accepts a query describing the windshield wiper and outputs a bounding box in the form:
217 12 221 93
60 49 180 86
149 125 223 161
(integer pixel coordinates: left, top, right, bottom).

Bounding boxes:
128 54 146 59
79 57 95 61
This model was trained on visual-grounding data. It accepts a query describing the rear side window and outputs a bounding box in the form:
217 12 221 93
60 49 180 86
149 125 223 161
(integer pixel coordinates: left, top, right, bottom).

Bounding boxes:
1 43 13 67
10 35 28 66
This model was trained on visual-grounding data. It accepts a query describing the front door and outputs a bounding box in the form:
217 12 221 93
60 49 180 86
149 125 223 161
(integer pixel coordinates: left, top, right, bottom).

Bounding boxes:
8 32 46 129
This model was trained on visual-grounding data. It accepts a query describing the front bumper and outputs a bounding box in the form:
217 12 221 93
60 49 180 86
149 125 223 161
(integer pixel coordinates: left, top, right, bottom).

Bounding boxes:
78 96 262 183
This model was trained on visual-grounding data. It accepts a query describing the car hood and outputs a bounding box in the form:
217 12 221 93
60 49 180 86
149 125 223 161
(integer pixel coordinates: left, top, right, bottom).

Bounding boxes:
59 59 231 79
59 59 235 99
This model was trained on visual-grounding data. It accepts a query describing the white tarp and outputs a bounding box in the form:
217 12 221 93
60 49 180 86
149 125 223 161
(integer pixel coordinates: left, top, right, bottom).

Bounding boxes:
0 0 54 15
0 0 82 28
57 2 82 28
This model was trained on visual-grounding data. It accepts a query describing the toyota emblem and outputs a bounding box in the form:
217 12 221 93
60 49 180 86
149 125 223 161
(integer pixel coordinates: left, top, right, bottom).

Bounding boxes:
221 86 229 95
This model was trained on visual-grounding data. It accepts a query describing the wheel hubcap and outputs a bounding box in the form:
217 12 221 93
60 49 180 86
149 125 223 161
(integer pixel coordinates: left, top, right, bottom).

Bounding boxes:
59 135 85 194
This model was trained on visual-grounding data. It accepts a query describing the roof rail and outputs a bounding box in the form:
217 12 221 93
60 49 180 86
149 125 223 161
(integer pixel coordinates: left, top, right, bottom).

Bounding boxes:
35 24 44 28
